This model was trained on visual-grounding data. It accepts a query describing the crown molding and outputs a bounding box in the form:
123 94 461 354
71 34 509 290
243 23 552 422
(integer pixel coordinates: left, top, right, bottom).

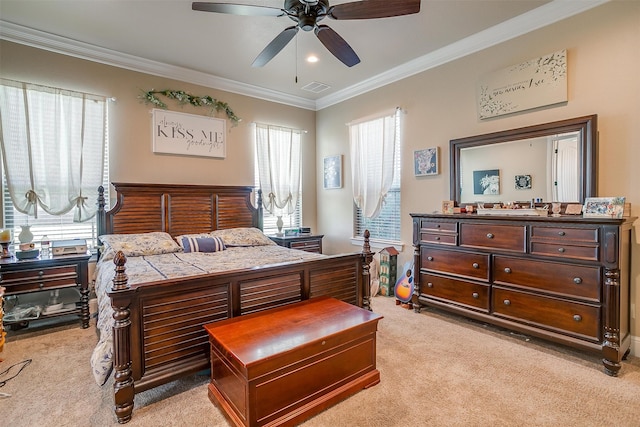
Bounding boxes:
0 20 317 111
0 0 607 112
315 0 608 109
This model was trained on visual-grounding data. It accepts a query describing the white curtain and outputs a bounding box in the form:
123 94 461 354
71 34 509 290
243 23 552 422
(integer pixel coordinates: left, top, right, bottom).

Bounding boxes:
255 123 301 215
349 110 397 219
0 79 107 221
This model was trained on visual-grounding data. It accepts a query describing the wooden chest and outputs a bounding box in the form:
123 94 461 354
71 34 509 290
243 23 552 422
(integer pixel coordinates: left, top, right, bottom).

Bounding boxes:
204 297 383 427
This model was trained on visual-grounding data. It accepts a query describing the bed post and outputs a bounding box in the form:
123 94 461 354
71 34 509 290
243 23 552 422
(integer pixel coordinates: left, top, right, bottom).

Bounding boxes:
97 185 106 236
361 230 374 311
256 189 264 230
110 251 134 424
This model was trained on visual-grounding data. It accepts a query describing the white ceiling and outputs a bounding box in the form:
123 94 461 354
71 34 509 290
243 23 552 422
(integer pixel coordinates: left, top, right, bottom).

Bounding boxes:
0 0 607 110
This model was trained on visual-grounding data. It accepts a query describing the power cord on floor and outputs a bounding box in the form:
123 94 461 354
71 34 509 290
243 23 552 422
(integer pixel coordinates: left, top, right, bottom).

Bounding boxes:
0 358 32 398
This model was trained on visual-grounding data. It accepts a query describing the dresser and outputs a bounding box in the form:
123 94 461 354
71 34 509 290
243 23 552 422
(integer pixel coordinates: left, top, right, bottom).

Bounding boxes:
0 252 91 330
411 213 635 376
268 234 323 254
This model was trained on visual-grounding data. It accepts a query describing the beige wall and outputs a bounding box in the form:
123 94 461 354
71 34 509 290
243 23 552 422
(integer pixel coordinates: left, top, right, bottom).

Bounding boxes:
316 1 639 347
0 42 319 231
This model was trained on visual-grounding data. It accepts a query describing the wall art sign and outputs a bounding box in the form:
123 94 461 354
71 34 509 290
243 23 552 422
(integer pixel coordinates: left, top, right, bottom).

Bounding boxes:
583 197 625 219
477 49 567 119
152 109 226 158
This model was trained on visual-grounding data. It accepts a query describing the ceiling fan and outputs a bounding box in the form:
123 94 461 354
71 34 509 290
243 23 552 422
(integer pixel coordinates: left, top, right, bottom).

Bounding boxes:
192 0 421 67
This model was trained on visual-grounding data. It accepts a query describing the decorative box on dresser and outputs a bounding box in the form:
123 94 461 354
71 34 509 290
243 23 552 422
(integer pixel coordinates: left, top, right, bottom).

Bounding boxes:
411 213 636 376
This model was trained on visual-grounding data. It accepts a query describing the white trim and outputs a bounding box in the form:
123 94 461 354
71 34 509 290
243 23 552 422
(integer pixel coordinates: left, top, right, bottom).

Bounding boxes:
0 1 607 111
351 236 404 254
630 334 639 358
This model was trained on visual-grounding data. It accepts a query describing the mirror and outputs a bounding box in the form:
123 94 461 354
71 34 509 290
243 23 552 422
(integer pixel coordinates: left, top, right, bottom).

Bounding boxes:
450 115 597 206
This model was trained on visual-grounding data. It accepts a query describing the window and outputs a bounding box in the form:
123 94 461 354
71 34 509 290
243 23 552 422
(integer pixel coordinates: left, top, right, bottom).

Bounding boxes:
351 109 402 242
0 79 110 249
254 124 302 234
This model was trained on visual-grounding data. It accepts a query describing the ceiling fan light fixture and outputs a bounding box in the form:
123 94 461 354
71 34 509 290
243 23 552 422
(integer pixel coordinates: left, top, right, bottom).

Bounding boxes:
193 0 421 67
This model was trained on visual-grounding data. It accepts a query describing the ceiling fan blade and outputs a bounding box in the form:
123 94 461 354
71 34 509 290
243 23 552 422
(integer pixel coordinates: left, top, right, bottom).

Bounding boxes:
252 26 300 67
314 25 360 67
328 0 421 20
192 2 284 17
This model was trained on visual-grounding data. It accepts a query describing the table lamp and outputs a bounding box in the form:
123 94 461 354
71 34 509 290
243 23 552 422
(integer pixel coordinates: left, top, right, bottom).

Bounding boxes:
0 228 12 258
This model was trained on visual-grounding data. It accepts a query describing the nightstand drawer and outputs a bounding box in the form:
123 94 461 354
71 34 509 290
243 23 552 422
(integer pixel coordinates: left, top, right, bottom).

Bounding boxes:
290 239 321 252
1 265 79 294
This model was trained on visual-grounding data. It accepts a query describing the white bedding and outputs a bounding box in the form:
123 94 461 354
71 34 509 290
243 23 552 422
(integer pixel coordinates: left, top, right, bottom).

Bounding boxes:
90 245 324 385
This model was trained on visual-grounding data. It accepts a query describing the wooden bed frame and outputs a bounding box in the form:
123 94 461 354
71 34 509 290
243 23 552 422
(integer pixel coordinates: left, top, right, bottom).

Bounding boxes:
96 183 373 424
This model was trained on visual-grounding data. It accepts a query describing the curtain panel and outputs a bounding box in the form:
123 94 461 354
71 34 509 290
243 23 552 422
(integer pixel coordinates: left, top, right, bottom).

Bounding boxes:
0 79 106 222
255 123 301 216
349 110 398 219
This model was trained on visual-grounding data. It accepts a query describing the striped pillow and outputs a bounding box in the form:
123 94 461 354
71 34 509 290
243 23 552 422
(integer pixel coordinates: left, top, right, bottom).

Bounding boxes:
181 236 226 253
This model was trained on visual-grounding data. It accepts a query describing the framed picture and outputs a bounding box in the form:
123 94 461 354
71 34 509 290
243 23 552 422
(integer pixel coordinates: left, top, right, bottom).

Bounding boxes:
473 169 500 195
583 197 625 218
414 147 439 176
323 155 342 189
442 200 454 214
515 174 532 190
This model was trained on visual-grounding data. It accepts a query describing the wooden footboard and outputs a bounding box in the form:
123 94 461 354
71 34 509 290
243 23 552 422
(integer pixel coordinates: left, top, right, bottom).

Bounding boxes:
97 183 373 424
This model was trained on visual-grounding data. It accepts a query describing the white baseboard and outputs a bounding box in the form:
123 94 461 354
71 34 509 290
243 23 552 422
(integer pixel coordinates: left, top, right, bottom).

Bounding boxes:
629 334 639 358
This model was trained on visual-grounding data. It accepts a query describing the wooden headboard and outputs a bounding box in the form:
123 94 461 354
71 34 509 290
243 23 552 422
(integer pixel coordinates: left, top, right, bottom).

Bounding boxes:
97 183 263 238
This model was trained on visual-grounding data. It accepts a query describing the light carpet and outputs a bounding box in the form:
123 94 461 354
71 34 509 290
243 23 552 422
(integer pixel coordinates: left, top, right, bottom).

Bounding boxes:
2 295 639 427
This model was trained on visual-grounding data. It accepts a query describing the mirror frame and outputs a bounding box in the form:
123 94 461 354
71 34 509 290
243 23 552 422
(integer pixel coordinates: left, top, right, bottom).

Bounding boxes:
450 115 597 206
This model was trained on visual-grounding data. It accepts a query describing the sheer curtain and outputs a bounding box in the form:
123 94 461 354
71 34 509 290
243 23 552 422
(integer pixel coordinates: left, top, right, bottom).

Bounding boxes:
255 123 301 216
0 79 107 222
349 109 398 219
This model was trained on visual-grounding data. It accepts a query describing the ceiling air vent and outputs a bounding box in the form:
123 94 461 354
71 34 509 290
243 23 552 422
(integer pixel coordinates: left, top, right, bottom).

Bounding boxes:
301 81 331 93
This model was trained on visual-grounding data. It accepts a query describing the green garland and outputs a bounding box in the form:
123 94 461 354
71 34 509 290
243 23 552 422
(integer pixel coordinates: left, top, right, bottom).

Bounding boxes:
139 89 240 126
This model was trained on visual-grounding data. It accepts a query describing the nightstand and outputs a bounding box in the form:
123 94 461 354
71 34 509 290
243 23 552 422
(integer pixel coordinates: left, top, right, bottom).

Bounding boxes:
269 234 324 254
0 252 91 330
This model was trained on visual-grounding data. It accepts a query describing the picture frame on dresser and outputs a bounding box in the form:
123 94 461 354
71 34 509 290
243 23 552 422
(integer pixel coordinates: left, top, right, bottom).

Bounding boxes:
583 197 625 218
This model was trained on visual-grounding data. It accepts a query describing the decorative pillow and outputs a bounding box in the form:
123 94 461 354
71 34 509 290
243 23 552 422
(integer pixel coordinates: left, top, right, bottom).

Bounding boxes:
99 232 182 261
174 233 213 249
210 227 276 247
181 236 226 253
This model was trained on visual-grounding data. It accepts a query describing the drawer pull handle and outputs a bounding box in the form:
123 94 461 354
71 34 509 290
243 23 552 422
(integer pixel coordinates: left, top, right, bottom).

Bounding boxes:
427 282 434 288
472 263 479 269
486 233 494 239
504 267 511 274
427 256 434 261
558 247 565 253
472 292 479 299
435 236 440 241
573 314 582 322
503 299 511 306
573 277 582 284
39 283 44 289
38 270 44 276
558 231 566 236
436 224 441 228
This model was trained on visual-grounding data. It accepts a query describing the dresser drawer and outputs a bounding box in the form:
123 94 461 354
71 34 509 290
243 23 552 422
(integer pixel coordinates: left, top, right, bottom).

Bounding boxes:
420 233 457 245
419 219 457 233
530 242 599 261
492 286 600 341
530 226 598 243
419 273 489 312
493 256 601 301
1 265 79 294
420 247 489 281
460 223 526 253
